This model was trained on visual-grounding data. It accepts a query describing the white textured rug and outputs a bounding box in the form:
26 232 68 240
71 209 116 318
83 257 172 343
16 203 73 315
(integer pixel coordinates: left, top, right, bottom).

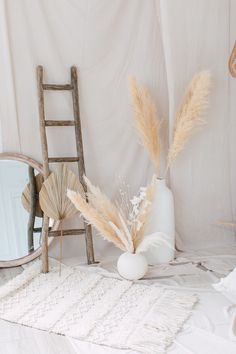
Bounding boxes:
0 261 197 354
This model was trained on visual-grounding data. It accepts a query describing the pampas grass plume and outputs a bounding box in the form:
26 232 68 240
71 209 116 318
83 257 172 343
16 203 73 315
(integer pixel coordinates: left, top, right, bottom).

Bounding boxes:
166 71 211 172
129 76 161 175
67 189 127 251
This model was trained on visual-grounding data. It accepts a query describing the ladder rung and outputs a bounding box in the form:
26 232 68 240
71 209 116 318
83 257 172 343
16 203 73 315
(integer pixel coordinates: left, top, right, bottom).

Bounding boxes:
49 229 85 237
45 120 75 127
48 157 80 163
42 84 72 91
33 227 42 233
34 227 52 233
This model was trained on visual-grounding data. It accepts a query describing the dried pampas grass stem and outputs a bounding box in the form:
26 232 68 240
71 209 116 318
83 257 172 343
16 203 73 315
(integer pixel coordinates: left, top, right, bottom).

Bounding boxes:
68 176 158 254
129 76 161 175
67 189 127 251
166 71 211 174
84 175 123 231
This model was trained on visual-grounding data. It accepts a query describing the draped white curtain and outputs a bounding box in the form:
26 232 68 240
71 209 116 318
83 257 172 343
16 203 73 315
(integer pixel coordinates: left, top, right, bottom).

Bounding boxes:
159 0 236 250
0 0 235 257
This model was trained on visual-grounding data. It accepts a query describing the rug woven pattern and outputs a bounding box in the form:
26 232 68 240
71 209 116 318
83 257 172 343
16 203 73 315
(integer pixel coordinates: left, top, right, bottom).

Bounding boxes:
0 262 197 353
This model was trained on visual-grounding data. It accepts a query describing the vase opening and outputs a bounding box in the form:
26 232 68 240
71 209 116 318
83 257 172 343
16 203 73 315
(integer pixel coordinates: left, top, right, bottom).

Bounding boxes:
155 177 166 186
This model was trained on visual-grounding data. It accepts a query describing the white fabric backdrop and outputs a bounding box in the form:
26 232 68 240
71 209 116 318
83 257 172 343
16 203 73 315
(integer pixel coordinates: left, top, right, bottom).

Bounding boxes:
159 0 236 250
0 0 235 259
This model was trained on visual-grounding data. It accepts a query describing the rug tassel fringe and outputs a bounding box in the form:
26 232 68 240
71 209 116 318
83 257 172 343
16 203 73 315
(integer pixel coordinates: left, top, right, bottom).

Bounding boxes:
130 291 198 354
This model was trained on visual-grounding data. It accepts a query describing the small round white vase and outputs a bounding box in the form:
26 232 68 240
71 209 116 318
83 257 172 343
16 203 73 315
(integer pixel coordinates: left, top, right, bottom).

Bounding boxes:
145 178 175 265
117 252 148 280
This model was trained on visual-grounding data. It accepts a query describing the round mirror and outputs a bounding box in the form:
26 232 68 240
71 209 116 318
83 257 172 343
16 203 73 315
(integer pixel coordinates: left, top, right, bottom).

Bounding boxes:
0 153 46 267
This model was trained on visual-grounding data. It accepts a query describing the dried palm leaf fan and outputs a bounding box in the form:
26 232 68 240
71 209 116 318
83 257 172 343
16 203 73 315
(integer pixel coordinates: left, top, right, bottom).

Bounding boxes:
39 164 84 274
21 173 44 217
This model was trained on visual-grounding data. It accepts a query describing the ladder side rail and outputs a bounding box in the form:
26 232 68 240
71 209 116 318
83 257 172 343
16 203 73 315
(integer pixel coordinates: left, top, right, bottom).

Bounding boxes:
70 67 95 264
37 65 50 273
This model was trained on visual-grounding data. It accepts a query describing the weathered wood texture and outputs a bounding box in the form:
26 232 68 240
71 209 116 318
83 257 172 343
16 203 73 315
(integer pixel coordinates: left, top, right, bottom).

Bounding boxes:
36 66 95 273
48 157 79 163
37 66 50 273
71 66 95 264
49 229 85 237
42 84 72 90
45 120 75 126
27 166 36 253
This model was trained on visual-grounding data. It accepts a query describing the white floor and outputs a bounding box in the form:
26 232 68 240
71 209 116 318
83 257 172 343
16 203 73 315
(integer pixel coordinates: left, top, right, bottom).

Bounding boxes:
0 249 236 354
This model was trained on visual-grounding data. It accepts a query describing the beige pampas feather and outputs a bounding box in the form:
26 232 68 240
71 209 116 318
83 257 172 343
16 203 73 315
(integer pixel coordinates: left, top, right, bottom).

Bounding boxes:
67 189 126 251
84 175 123 230
129 76 161 174
109 221 133 252
166 71 211 171
135 232 172 254
68 175 159 253
84 175 133 251
118 212 134 252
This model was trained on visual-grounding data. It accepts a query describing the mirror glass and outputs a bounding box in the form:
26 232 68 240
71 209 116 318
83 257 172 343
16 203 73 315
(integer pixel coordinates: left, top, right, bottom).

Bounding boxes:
0 160 43 261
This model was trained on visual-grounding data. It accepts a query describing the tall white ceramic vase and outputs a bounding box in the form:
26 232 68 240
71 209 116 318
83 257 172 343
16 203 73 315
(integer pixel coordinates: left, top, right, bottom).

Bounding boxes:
145 178 175 264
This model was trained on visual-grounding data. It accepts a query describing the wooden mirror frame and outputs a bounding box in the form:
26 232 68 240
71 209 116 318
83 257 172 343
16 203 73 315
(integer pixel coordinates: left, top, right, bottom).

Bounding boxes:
0 152 50 268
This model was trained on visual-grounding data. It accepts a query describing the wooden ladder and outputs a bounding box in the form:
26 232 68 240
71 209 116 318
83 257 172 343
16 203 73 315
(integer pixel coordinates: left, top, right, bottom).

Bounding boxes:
37 65 95 273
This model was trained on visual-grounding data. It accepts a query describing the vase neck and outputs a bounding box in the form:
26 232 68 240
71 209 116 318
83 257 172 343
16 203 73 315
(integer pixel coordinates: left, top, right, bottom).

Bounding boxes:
155 178 166 187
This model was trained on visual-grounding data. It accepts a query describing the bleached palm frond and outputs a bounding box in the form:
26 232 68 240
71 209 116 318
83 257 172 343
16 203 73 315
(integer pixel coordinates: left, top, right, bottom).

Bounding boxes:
129 76 161 174
135 232 172 254
67 189 126 251
39 164 85 274
39 164 84 221
166 71 211 171
22 173 44 217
